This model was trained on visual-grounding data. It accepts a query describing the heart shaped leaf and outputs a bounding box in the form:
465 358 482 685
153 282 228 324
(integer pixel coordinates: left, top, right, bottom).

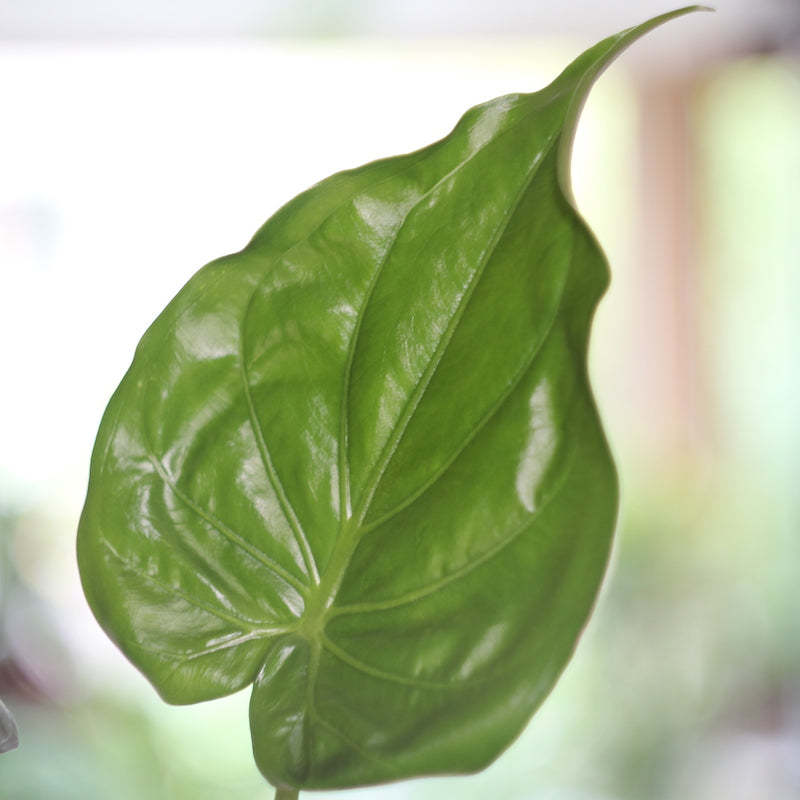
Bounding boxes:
78 7 703 793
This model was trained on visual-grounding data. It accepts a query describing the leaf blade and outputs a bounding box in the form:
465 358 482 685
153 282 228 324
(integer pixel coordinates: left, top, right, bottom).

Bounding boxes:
78 6 706 790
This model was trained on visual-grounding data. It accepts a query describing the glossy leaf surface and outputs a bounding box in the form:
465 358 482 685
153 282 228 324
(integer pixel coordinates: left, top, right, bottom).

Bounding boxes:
78 8 701 791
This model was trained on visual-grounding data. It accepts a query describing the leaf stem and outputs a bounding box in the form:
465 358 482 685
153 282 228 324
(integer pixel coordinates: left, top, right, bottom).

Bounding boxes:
274 789 299 800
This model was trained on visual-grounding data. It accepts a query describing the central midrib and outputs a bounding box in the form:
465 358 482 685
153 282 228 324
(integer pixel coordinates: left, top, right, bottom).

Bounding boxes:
345 122 558 534
305 139 562 638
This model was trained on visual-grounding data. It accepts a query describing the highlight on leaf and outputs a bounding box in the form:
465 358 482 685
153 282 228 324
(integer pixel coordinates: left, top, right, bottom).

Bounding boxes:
77 7 707 796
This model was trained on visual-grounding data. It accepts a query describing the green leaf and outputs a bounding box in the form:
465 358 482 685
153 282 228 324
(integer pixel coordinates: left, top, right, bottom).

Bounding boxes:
78 7 704 792
0 698 19 754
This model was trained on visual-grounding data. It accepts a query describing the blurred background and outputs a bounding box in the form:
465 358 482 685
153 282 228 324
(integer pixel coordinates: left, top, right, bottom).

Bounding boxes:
1 1 798 797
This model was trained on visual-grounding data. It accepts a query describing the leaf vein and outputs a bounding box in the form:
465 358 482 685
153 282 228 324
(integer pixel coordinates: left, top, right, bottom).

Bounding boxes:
238 350 321 585
352 125 562 527
321 634 488 690
331 444 574 618
362 230 575 532
304 641 321 779
312 716 394 770
102 539 273 631
128 630 279 664
146 452 310 597
337 124 529 532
